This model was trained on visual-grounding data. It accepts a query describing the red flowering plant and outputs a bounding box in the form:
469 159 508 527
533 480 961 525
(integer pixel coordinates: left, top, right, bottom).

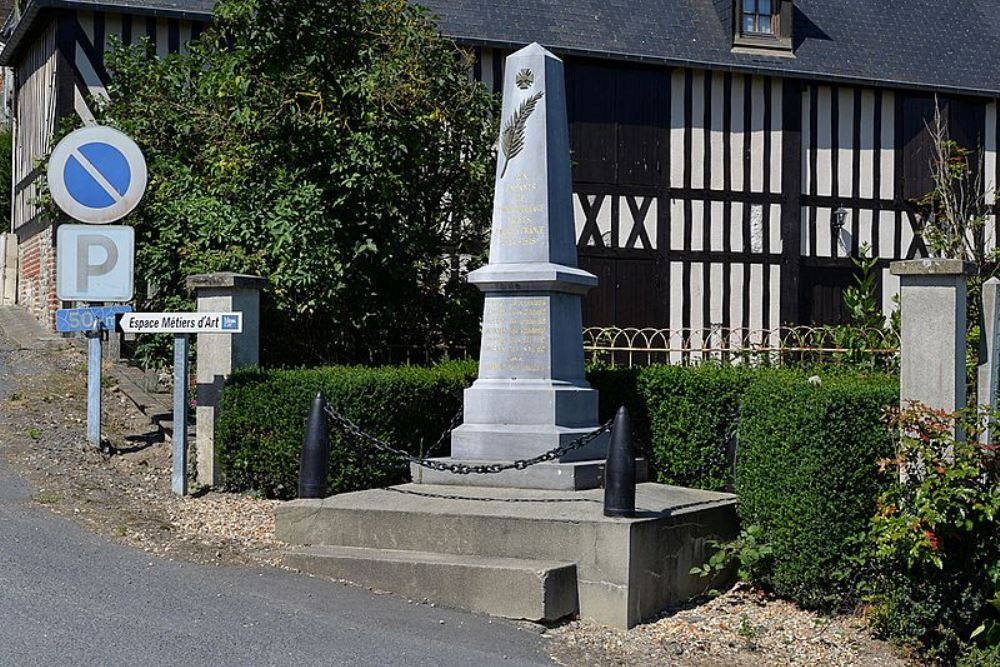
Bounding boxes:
865 402 1000 660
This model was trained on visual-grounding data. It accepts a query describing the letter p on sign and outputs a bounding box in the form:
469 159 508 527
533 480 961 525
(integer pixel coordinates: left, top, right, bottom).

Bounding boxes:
57 225 135 302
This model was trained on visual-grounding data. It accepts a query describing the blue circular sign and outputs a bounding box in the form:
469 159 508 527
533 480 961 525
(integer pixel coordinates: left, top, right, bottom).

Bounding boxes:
48 126 148 224
64 142 132 208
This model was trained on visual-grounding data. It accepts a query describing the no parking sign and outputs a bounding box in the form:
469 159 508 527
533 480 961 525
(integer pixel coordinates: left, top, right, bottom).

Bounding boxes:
49 126 149 453
48 126 148 224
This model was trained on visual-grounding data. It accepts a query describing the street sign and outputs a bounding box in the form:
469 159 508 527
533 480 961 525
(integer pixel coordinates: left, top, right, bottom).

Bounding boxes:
118 312 243 334
56 225 135 302
47 126 148 224
56 305 133 333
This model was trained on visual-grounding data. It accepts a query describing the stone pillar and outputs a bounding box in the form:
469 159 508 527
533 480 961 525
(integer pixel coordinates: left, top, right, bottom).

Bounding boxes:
890 259 972 414
187 272 268 487
978 277 1000 442
415 44 611 491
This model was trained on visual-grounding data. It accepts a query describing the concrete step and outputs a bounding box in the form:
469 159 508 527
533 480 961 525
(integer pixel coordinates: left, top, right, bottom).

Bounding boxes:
285 545 577 622
277 483 738 628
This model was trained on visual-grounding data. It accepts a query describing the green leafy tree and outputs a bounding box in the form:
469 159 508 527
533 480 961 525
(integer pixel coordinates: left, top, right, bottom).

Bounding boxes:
94 0 497 365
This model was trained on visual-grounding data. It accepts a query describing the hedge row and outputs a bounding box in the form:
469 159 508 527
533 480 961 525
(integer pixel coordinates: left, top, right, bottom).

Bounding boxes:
590 365 751 490
736 370 898 610
218 363 755 499
216 360 477 499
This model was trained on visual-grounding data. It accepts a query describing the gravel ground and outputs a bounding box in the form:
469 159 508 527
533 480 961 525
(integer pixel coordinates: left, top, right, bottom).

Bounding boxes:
0 331 913 666
546 584 911 666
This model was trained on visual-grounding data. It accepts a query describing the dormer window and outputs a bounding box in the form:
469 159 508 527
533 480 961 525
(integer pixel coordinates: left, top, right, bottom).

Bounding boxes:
733 0 794 53
742 0 775 35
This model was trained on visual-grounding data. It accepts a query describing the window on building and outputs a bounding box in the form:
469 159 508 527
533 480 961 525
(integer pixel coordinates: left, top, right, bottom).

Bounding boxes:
733 0 793 52
742 0 775 36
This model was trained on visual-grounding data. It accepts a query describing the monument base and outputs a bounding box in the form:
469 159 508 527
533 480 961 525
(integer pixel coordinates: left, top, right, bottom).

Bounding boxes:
451 423 609 462
276 483 739 628
410 457 649 491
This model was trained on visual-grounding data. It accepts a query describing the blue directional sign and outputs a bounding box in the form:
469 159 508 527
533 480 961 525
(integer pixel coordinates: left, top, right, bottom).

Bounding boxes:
47 126 148 224
56 306 133 333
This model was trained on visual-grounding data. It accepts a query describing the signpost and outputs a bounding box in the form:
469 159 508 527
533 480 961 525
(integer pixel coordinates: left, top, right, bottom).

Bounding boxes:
118 312 243 334
118 312 244 495
50 126 147 449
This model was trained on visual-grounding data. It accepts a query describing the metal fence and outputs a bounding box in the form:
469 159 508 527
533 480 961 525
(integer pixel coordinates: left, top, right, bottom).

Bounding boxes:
266 326 899 369
583 326 899 369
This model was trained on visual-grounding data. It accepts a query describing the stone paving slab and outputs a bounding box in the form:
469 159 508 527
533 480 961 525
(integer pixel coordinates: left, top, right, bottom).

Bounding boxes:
0 307 67 350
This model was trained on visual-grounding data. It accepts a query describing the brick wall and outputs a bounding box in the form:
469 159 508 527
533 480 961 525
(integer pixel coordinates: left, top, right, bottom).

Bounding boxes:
17 227 60 330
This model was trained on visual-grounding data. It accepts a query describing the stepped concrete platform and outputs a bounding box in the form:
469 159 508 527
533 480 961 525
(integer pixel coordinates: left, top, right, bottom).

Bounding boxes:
276 483 738 628
285 545 577 621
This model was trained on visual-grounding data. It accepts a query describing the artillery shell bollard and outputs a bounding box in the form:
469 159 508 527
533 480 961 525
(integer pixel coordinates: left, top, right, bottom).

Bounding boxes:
604 406 637 518
299 393 332 499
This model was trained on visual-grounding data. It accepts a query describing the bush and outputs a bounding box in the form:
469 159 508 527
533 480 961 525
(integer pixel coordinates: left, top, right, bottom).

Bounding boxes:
735 370 898 610
865 405 1000 661
589 364 750 490
639 365 750 490
218 361 898 522
217 361 476 499
95 0 497 367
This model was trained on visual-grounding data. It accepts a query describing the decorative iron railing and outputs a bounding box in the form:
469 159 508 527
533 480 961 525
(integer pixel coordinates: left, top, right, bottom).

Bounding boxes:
583 326 899 369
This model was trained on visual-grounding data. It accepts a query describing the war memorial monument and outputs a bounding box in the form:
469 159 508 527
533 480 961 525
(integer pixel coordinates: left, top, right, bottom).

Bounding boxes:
275 45 738 629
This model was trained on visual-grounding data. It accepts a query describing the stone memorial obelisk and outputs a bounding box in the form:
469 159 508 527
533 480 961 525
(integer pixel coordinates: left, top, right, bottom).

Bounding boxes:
415 44 610 490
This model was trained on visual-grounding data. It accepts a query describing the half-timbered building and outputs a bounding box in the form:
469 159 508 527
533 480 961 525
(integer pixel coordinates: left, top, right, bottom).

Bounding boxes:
2 0 999 337
423 0 1000 335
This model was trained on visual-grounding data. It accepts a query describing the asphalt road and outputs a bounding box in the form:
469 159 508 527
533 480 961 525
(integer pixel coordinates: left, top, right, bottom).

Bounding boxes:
0 341 552 666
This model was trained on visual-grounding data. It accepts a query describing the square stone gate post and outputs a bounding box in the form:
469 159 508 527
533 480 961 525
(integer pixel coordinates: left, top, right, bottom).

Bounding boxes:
890 259 973 414
187 272 268 487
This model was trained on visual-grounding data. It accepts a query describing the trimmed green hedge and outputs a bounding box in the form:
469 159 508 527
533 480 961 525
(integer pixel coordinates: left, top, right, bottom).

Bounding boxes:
217 361 476 499
735 371 898 610
591 364 751 489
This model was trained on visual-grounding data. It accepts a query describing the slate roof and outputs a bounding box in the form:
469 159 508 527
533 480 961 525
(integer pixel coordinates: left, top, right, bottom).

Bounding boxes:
419 0 1000 98
3 0 999 97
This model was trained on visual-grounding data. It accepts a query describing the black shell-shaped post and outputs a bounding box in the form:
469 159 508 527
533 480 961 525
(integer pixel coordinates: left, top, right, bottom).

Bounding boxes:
604 406 637 518
298 393 331 499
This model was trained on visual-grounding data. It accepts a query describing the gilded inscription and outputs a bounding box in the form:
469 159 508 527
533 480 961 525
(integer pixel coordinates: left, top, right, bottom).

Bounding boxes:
481 298 549 374
497 173 544 247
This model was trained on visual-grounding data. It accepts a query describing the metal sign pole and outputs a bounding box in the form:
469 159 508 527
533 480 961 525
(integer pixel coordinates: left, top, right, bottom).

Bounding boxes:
172 333 189 496
85 320 103 447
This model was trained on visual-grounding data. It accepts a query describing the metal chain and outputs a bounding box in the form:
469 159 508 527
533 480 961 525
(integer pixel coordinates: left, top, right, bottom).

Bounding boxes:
323 404 613 475
422 406 464 458
642 408 740 485
385 487 604 504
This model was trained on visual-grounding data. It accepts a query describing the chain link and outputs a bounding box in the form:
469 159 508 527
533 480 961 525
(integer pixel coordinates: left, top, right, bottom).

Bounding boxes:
422 406 464 458
323 404 613 475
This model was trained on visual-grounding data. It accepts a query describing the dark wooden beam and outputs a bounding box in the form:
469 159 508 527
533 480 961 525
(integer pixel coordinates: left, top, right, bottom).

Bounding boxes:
779 79 803 325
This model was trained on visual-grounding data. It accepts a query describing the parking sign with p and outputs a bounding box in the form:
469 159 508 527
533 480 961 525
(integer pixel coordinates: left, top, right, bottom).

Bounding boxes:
56 225 135 301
